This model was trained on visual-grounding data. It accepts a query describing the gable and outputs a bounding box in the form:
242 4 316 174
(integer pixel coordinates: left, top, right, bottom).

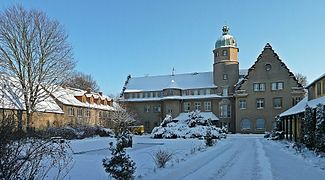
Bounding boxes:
236 43 302 90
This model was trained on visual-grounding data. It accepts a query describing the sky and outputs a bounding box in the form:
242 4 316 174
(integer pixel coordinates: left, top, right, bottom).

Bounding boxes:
1 0 325 95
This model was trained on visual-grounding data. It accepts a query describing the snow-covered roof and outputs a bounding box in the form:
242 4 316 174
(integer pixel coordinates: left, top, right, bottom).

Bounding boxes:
173 112 219 121
125 70 248 93
279 96 325 117
306 73 325 88
0 78 64 114
52 87 115 111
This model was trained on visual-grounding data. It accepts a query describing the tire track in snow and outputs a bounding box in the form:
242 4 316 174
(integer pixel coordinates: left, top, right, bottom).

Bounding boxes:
256 139 273 180
162 142 234 180
212 148 241 179
251 140 261 180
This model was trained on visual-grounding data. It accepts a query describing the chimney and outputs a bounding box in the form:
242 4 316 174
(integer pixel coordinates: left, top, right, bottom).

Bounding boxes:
86 88 91 94
99 91 103 96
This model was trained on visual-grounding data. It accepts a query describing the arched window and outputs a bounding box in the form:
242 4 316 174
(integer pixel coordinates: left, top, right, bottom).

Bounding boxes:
256 119 265 130
241 119 251 130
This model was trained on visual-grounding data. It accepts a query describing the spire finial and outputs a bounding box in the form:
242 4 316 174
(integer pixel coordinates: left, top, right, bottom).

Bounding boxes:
222 25 229 35
172 67 175 76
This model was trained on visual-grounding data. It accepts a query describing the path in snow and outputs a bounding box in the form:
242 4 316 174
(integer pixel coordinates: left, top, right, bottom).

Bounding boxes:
152 135 325 180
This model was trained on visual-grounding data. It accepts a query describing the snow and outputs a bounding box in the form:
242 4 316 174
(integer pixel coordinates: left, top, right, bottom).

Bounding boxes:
174 112 219 121
0 78 64 113
165 79 181 89
123 94 221 102
125 70 248 92
280 96 325 117
46 134 325 180
52 86 116 111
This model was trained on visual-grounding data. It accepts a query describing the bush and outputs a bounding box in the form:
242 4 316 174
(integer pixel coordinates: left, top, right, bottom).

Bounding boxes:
152 149 173 168
264 131 284 140
205 128 214 147
44 125 114 140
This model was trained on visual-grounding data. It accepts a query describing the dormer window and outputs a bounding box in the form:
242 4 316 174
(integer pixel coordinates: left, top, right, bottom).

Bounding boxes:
98 100 101 105
104 101 107 106
90 98 93 104
82 97 86 103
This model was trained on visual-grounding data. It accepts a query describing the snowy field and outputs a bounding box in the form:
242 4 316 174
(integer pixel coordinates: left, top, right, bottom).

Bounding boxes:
48 134 325 180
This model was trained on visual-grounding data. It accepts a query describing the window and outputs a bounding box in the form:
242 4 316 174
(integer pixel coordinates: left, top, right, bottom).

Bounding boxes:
167 89 173 96
222 87 228 96
222 50 227 56
90 98 93 104
204 101 211 111
153 105 161 113
167 109 173 114
256 98 264 109
220 104 231 118
223 74 228 80
150 92 153 98
253 83 265 91
99 111 102 118
194 90 199 95
241 119 251 130
104 101 107 106
86 109 90 117
200 89 205 95
68 107 75 116
97 100 101 105
184 102 191 112
77 108 83 117
194 102 201 111
158 91 163 97
139 93 143 98
216 51 219 57
256 119 265 129
182 90 187 96
239 99 247 109
82 97 86 103
206 89 211 95
144 105 150 113
265 64 272 71
273 97 282 108
272 82 284 90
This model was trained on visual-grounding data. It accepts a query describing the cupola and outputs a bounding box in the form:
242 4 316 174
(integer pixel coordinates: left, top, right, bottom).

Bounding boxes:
215 25 237 49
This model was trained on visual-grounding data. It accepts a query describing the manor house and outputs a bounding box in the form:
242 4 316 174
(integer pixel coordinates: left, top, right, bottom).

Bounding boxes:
120 26 305 133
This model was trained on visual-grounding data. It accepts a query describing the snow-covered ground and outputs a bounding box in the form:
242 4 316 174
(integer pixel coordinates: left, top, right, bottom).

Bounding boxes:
49 134 325 180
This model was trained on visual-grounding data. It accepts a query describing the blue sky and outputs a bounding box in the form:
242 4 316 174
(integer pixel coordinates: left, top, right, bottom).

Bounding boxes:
1 0 325 95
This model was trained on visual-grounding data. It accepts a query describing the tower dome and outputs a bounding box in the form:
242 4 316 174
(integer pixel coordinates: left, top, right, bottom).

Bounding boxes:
215 25 237 49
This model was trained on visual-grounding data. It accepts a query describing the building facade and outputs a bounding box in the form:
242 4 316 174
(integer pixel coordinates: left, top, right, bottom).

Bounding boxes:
0 77 116 130
121 26 305 133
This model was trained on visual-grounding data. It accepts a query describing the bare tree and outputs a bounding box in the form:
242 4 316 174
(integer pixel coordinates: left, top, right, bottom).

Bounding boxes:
0 5 75 132
63 71 100 92
110 105 135 136
295 73 308 87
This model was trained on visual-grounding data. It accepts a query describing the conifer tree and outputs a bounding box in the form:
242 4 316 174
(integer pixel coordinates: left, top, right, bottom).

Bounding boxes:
102 135 136 180
315 104 325 152
302 105 316 149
